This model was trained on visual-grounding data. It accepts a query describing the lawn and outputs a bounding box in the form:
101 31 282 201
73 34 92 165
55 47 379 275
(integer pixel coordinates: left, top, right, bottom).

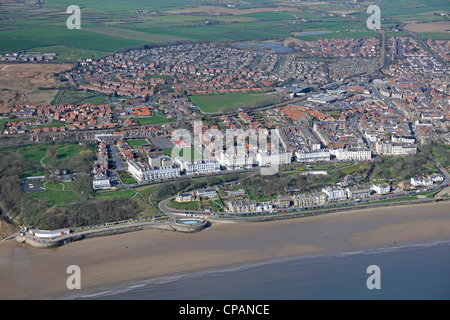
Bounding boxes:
96 189 136 199
31 188 81 206
135 184 160 199
339 163 367 175
190 92 282 114
167 199 199 211
117 170 136 184
2 142 93 178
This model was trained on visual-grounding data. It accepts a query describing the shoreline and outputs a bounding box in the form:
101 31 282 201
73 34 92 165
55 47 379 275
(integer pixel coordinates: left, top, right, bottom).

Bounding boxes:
59 238 450 300
1 202 450 300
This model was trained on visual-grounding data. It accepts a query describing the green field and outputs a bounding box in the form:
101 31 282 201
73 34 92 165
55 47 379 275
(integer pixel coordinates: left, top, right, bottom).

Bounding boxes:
2 142 94 178
295 30 379 41
135 184 160 199
167 199 199 211
135 114 175 125
190 92 282 114
126 139 149 147
51 89 109 105
96 189 136 199
4 0 445 62
31 188 81 206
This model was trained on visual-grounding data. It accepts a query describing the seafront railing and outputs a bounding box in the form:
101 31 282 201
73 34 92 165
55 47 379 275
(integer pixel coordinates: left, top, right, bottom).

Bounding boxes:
70 215 167 233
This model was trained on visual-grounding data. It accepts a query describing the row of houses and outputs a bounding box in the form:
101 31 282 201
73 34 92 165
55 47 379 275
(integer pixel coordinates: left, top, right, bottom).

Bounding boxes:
92 142 112 190
410 174 444 187
225 183 393 214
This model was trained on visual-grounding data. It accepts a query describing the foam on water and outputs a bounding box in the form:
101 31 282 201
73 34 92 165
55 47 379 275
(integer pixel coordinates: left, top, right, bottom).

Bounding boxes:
60 240 450 300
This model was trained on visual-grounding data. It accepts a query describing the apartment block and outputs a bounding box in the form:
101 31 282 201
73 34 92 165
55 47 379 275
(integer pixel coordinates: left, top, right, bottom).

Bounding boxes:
295 149 331 162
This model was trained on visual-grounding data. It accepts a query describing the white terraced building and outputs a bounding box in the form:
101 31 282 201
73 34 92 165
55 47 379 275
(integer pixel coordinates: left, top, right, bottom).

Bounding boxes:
374 141 417 156
255 151 292 167
217 151 255 170
176 157 221 175
334 148 372 161
127 159 180 182
295 149 331 162
322 186 347 202
370 183 391 194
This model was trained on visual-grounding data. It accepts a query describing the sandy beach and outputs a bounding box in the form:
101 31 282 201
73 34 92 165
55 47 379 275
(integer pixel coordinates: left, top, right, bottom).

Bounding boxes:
1 201 449 300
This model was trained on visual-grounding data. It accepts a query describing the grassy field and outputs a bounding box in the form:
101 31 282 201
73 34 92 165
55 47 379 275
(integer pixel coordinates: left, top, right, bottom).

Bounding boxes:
135 114 175 125
190 92 282 114
135 184 160 199
96 189 136 199
126 139 149 147
6 0 442 62
51 89 109 105
167 199 199 211
295 30 379 41
31 188 81 206
2 141 94 178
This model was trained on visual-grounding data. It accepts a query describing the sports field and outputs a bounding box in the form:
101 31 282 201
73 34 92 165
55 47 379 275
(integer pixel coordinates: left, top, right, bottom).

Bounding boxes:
190 92 282 114
126 139 149 147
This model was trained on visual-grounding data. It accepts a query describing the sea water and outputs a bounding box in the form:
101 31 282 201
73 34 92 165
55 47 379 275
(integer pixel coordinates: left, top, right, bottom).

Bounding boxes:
64 241 450 300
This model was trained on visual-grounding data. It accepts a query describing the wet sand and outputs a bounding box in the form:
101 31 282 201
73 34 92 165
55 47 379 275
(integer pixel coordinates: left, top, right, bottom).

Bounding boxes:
1 202 449 300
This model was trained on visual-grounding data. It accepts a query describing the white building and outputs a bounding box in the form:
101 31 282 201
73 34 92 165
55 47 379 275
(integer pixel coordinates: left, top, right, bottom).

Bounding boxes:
295 149 331 162
429 174 444 183
375 141 417 156
176 157 221 175
391 136 416 144
346 186 371 199
127 159 180 182
217 150 255 170
307 93 339 104
410 177 434 187
334 148 372 161
256 151 292 167
196 188 218 198
256 201 274 212
322 186 347 202
93 176 111 190
371 183 391 194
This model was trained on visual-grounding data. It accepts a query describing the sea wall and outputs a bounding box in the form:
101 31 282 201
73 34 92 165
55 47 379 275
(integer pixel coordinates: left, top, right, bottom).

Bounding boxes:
17 219 208 248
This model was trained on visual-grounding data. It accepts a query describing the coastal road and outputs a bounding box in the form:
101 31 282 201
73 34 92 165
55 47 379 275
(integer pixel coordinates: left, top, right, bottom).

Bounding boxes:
158 196 206 218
